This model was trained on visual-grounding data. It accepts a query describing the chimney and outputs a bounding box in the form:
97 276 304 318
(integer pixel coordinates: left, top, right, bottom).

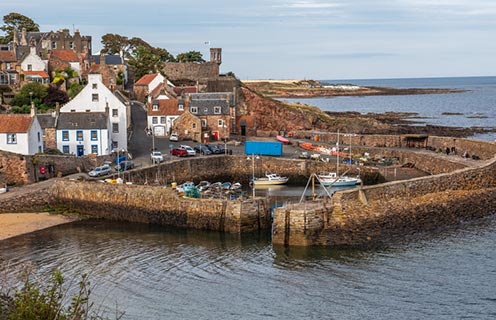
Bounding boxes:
21 28 28 46
100 51 105 66
30 102 37 117
30 46 36 55
105 100 109 118
13 29 18 45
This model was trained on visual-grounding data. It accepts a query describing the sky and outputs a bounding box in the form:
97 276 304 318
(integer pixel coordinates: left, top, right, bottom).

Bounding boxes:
1 0 495 80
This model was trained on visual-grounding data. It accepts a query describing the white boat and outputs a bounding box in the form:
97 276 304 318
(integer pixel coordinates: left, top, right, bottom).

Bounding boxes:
317 172 361 187
253 173 289 186
317 129 361 187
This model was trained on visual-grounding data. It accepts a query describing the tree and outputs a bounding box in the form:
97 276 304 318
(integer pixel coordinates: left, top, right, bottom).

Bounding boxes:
10 82 47 113
176 51 205 63
43 85 69 108
101 33 175 79
0 12 39 44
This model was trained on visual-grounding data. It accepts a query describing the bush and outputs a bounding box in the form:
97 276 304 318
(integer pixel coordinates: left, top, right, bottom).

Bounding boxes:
0 269 123 320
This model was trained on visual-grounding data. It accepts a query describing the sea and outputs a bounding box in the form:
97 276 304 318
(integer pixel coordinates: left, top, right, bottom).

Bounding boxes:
282 76 496 141
1 76 496 319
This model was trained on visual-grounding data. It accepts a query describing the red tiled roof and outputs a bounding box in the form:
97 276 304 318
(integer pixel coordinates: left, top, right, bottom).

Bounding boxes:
148 99 185 116
135 73 158 86
149 84 164 99
50 49 78 62
0 114 33 133
23 70 49 78
0 51 16 62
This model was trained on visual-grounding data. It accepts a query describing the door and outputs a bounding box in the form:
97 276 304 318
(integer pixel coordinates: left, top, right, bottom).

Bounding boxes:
77 145 84 157
240 120 246 136
154 126 165 136
212 131 219 141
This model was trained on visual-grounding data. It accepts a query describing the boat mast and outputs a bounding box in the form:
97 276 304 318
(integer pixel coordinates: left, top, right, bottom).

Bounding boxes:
336 129 339 176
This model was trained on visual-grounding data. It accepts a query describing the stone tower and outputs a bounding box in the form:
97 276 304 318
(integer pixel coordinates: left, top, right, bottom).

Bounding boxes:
210 48 222 65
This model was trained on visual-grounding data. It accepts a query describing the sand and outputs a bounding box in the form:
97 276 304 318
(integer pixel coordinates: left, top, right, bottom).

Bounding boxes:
0 213 78 241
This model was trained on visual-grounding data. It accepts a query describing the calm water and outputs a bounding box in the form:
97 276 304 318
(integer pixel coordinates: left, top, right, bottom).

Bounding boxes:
282 76 496 141
2 77 496 319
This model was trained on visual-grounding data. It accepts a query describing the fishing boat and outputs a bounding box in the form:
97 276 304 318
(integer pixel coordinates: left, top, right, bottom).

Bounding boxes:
230 182 242 190
252 173 289 186
196 180 211 191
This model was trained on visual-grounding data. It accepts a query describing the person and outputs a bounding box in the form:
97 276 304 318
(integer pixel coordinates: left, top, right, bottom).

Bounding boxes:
446 147 450 155
451 146 456 155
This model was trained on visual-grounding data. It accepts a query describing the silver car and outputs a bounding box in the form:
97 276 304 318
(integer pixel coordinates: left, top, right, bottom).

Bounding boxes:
88 164 112 177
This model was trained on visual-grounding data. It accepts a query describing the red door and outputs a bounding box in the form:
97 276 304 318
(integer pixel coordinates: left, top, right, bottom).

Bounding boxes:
213 131 219 141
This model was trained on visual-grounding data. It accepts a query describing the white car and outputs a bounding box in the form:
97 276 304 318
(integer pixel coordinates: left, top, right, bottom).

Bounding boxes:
150 151 164 163
179 145 196 156
169 133 179 141
88 164 112 177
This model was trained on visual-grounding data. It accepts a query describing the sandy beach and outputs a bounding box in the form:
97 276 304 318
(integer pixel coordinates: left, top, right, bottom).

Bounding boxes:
0 213 78 241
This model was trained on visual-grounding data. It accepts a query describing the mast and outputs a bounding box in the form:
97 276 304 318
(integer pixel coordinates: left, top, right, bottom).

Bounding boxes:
336 129 339 176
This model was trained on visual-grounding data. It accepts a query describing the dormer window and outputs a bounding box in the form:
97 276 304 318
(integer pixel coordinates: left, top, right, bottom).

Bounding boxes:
214 106 221 114
152 103 158 111
191 107 198 114
204 108 208 113
178 104 184 111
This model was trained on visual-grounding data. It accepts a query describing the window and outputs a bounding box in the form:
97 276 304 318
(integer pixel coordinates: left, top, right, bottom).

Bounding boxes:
112 141 118 149
91 145 98 154
37 132 41 142
92 94 99 102
192 123 197 129
92 83 97 89
69 41 74 49
51 41 56 49
62 131 69 141
62 145 69 154
112 109 118 117
152 103 158 111
178 104 184 111
91 130 98 141
76 130 83 141
112 123 119 133
70 109 76 112
6 133 16 144
27 64 32 71
85 109 91 112
152 117 158 124
214 106 221 114
201 119 207 127
160 117 166 124
191 107 198 114
218 120 224 127
6 63 10 70
204 108 208 113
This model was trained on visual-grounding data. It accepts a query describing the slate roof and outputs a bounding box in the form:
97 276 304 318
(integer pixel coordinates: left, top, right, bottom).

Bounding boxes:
57 112 107 130
37 114 57 129
50 50 78 62
91 55 123 65
135 74 158 86
0 114 33 133
189 99 229 116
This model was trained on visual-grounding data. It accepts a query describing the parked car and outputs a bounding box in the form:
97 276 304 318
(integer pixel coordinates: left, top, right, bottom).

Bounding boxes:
170 148 188 157
193 145 212 155
115 160 135 171
179 145 196 156
150 151 164 163
205 144 221 154
88 164 112 177
169 133 179 141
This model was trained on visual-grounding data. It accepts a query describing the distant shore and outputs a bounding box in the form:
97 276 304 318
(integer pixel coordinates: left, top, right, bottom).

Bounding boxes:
0 213 78 241
242 79 464 98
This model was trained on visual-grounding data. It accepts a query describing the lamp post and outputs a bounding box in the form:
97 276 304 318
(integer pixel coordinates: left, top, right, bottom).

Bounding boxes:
223 124 227 155
247 154 260 198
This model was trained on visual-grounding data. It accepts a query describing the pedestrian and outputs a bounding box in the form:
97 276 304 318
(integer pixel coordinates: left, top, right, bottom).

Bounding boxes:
451 146 456 155
446 147 450 155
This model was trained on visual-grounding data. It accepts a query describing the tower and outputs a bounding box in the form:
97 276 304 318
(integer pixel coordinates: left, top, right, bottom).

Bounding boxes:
210 48 222 65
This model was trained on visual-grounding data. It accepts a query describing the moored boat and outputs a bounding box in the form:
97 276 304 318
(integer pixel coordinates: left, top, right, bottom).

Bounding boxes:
317 172 361 187
253 173 289 186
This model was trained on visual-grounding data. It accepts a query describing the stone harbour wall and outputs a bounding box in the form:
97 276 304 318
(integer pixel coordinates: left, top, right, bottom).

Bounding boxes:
49 180 270 233
273 157 496 247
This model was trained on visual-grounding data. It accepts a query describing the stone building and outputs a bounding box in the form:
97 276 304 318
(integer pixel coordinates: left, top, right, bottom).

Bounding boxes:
86 53 127 91
171 109 202 142
162 48 222 82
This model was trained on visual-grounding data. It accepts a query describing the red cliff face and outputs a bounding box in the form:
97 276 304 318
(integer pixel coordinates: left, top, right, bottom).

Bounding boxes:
239 86 331 131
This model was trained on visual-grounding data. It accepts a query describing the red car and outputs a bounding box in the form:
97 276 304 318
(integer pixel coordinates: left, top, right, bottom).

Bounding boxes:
170 148 188 157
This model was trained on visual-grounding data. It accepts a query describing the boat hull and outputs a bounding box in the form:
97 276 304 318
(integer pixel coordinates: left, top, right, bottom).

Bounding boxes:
253 178 288 186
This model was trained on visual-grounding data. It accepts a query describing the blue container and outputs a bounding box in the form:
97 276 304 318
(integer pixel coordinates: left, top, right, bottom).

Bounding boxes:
244 141 283 157
115 155 126 164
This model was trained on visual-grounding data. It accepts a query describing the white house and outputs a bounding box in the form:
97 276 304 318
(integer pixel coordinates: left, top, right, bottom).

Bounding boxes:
56 112 110 156
21 46 47 72
60 74 127 152
0 107 43 155
147 98 184 136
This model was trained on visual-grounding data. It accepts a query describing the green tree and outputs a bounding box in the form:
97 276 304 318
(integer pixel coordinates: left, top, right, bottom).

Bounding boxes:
68 82 84 99
0 12 39 44
10 82 47 112
176 51 205 63
43 85 69 108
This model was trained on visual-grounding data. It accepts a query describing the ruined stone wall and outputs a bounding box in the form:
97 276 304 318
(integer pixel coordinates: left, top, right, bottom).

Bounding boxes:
49 180 270 233
162 62 219 81
0 151 31 185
